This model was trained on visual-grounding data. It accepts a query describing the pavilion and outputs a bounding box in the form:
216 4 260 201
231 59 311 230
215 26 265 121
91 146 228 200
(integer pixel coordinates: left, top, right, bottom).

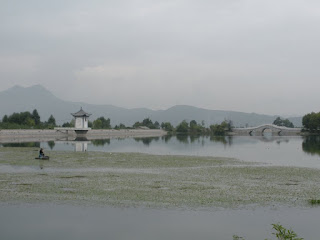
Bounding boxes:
55 107 91 137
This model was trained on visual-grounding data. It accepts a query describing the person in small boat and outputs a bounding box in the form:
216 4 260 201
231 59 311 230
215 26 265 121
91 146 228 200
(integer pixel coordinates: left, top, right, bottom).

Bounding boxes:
39 148 45 158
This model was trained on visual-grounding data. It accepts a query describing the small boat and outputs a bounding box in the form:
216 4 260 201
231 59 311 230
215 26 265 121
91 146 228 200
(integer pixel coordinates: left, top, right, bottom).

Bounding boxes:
35 156 50 160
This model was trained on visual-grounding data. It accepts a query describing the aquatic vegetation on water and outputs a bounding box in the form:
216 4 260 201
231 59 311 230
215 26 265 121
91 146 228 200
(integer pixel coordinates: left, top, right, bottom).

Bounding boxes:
309 199 320 205
233 223 303 240
0 147 320 208
271 224 303 240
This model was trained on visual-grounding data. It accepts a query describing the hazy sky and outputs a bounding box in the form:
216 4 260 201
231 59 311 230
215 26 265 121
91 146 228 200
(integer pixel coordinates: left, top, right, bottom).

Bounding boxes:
1 0 320 116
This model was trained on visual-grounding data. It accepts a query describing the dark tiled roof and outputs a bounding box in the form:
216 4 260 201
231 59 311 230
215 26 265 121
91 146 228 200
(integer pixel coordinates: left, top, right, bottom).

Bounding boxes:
71 107 91 117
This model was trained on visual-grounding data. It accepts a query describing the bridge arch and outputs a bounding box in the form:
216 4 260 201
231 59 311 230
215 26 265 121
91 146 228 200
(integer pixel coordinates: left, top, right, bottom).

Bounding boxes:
261 127 282 136
232 124 301 136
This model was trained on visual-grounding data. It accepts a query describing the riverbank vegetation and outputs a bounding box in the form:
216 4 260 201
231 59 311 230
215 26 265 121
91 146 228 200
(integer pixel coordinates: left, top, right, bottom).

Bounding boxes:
1 110 233 135
0 110 56 129
302 111 320 133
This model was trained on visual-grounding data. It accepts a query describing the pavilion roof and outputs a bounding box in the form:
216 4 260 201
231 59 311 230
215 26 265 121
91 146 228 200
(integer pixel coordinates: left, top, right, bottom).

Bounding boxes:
71 107 91 117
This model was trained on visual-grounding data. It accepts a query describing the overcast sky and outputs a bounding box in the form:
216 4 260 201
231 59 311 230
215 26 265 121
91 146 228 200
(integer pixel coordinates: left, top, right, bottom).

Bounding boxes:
1 0 320 116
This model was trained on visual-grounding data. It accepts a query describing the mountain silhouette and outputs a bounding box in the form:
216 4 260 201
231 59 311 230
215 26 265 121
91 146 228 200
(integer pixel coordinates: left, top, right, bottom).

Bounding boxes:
0 85 302 127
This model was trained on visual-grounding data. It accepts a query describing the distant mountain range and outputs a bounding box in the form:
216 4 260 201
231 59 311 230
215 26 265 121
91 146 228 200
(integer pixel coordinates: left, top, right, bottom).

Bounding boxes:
0 85 303 127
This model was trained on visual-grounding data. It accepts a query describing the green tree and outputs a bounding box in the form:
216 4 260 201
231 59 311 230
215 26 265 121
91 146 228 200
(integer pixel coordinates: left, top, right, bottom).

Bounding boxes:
210 120 230 136
189 120 199 133
32 109 41 125
210 124 225 136
93 119 102 129
142 118 153 127
26 117 35 127
8 112 22 125
154 121 160 129
2 115 8 123
302 112 320 132
93 117 111 129
161 122 174 132
47 115 56 128
62 122 71 127
176 120 189 133
133 121 142 128
6 111 34 126
114 123 126 129
273 117 294 128
133 118 158 129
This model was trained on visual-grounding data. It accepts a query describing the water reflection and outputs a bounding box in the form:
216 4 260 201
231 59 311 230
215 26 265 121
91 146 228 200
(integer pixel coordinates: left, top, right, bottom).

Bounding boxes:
91 139 110 146
47 141 55 150
1 135 320 168
75 142 88 152
210 136 231 145
173 134 233 146
54 137 90 152
134 137 160 146
162 134 173 143
302 136 320 156
1 142 40 148
176 134 189 144
38 159 44 170
74 137 89 152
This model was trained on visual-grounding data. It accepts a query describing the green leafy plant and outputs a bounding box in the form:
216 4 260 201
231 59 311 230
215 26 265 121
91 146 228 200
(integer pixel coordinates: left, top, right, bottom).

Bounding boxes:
270 223 303 240
232 223 303 240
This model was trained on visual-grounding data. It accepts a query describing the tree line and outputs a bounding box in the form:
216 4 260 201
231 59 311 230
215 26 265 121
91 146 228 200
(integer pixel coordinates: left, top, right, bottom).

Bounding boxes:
7 109 320 136
0 110 56 129
63 116 233 135
0 110 233 135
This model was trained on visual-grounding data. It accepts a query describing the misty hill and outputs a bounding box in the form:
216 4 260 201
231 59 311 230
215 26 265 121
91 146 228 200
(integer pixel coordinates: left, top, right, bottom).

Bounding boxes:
0 85 302 127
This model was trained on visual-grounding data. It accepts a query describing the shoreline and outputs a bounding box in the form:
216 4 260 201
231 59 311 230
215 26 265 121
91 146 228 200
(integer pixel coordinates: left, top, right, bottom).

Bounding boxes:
0 129 167 143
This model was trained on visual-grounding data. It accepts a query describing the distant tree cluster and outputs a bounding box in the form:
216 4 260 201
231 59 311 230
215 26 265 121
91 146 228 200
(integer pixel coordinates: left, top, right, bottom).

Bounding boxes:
92 117 111 129
114 123 127 130
162 119 233 136
209 120 233 136
273 117 294 128
175 120 207 134
160 122 174 132
133 118 160 129
302 112 320 132
0 109 57 129
62 119 75 128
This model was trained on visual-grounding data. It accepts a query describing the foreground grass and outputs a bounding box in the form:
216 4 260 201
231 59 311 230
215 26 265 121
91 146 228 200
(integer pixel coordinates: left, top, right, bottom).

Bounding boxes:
0 147 320 208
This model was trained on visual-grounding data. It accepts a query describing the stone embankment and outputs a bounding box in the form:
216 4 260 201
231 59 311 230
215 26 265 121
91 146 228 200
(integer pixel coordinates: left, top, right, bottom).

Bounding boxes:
0 129 167 143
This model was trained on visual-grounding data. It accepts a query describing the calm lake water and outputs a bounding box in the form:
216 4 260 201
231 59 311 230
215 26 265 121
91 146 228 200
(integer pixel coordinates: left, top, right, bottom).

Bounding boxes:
2 135 320 168
1 203 319 240
1 135 320 240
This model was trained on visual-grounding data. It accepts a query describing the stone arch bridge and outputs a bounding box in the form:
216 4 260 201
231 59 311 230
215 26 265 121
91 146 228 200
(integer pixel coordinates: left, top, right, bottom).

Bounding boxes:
232 124 301 136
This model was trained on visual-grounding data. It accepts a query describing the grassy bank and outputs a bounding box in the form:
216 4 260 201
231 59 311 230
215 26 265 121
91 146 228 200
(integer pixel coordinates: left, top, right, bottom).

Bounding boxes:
0 147 320 209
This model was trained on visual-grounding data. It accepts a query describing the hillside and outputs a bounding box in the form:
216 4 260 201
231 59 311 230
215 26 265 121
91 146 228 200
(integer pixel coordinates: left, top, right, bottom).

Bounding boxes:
0 85 302 127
